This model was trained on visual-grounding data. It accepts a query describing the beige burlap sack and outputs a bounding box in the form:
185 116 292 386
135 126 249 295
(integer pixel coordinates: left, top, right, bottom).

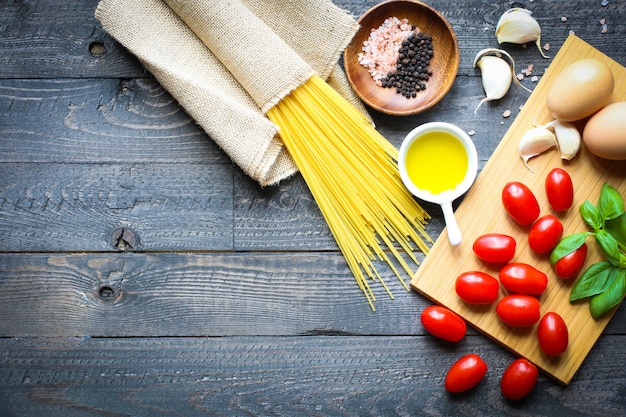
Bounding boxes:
95 0 365 186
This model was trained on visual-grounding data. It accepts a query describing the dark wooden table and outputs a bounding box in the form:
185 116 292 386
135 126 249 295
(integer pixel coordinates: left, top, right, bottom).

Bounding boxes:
1 1 625 415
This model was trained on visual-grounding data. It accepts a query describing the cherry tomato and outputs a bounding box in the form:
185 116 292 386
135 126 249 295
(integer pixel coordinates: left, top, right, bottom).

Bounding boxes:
537 312 569 356
528 215 564 254
445 353 488 393
473 233 516 263
420 305 466 342
502 182 540 225
546 168 574 212
496 295 541 327
554 243 588 280
499 263 548 295
455 271 500 304
500 358 538 400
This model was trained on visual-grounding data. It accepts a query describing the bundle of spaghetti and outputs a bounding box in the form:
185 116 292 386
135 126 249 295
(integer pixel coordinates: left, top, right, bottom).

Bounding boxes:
267 75 433 309
134 0 433 308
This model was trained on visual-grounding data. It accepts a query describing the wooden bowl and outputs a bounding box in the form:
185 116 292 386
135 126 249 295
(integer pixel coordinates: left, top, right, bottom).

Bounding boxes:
344 0 459 116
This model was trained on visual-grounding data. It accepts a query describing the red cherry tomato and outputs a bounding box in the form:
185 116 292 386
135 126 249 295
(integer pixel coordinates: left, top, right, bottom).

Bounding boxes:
499 263 548 295
502 182 540 225
445 353 488 393
537 312 569 356
546 168 574 212
554 243 588 280
528 215 564 254
455 271 500 304
420 305 467 342
500 358 539 400
496 295 541 327
473 233 516 263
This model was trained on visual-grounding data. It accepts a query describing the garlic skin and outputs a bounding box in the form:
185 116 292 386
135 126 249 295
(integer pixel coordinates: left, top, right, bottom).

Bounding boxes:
496 8 549 59
518 127 557 172
536 120 582 160
473 48 531 113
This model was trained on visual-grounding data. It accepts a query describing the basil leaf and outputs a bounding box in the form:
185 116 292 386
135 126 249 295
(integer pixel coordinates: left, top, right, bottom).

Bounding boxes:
580 200 602 230
605 212 626 248
550 233 588 265
570 261 616 301
598 183 625 222
596 230 622 263
589 268 626 319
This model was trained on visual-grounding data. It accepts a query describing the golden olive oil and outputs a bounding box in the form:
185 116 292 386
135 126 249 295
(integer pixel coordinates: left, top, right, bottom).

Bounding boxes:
405 131 469 194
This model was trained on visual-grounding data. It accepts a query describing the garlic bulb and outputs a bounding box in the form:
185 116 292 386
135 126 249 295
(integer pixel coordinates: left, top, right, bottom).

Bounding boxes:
536 120 582 160
496 8 549 59
473 48 531 113
518 127 557 172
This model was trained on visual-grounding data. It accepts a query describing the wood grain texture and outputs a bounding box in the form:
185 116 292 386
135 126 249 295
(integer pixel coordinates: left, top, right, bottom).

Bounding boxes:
412 36 626 385
2 250 624 339
0 163 233 251
0 78 225 164
0 252 430 337
0 1 623 78
0 336 625 417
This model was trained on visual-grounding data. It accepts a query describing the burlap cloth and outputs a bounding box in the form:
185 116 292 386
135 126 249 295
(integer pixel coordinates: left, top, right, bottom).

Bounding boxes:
95 0 368 186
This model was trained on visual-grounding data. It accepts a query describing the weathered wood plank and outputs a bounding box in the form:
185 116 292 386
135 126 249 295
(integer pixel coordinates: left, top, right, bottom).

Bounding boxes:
0 252 432 337
0 335 625 417
1 252 624 338
0 1 623 78
0 0 144 78
0 78 226 164
0 163 233 252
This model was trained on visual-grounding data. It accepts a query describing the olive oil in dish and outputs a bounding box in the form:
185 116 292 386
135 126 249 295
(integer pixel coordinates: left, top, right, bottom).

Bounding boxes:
404 131 469 194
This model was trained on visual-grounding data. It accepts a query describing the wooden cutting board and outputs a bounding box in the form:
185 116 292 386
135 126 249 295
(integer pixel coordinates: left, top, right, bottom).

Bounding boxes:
411 35 626 385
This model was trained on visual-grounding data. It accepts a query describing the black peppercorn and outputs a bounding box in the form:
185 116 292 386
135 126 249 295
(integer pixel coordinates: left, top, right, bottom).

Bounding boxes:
379 31 435 98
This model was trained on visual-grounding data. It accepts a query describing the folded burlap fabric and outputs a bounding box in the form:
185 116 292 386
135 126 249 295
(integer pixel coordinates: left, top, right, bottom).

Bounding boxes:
95 0 366 186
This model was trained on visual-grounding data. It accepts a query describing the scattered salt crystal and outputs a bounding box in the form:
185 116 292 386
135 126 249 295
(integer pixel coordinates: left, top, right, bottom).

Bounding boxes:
598 18 608 33
602 0 609 6
569 30 576 35
531 76 539 82
543 43 550 51
525 64 534 76
358 17 421 86
517 73 525 80
561 16 568 22
503 110 511 118
468 130 475 136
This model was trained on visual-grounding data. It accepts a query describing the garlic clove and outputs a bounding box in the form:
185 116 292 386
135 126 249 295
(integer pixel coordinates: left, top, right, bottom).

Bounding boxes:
535 120 582 160
496 8 549 59
518 127 557 172
473 48 531 113
474 56 512 113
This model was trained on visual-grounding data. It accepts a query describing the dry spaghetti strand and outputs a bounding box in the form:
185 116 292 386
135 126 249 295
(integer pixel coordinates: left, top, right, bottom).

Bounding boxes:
267 74 433 310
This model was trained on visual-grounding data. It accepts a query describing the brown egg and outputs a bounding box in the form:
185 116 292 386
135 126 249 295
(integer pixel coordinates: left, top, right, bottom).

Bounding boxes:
583 102 626 160
547 59 614 122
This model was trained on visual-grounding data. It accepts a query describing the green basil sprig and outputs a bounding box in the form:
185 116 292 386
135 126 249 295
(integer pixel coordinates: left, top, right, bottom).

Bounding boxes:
551 183 626 319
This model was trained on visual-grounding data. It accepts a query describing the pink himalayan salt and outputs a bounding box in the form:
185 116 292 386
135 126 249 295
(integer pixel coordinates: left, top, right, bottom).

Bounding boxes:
357 17 420 86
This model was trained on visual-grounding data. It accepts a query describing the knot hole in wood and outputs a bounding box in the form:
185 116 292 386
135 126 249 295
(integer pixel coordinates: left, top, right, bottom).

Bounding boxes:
111 227 138 251
89 41 106 57
98 285 119 303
